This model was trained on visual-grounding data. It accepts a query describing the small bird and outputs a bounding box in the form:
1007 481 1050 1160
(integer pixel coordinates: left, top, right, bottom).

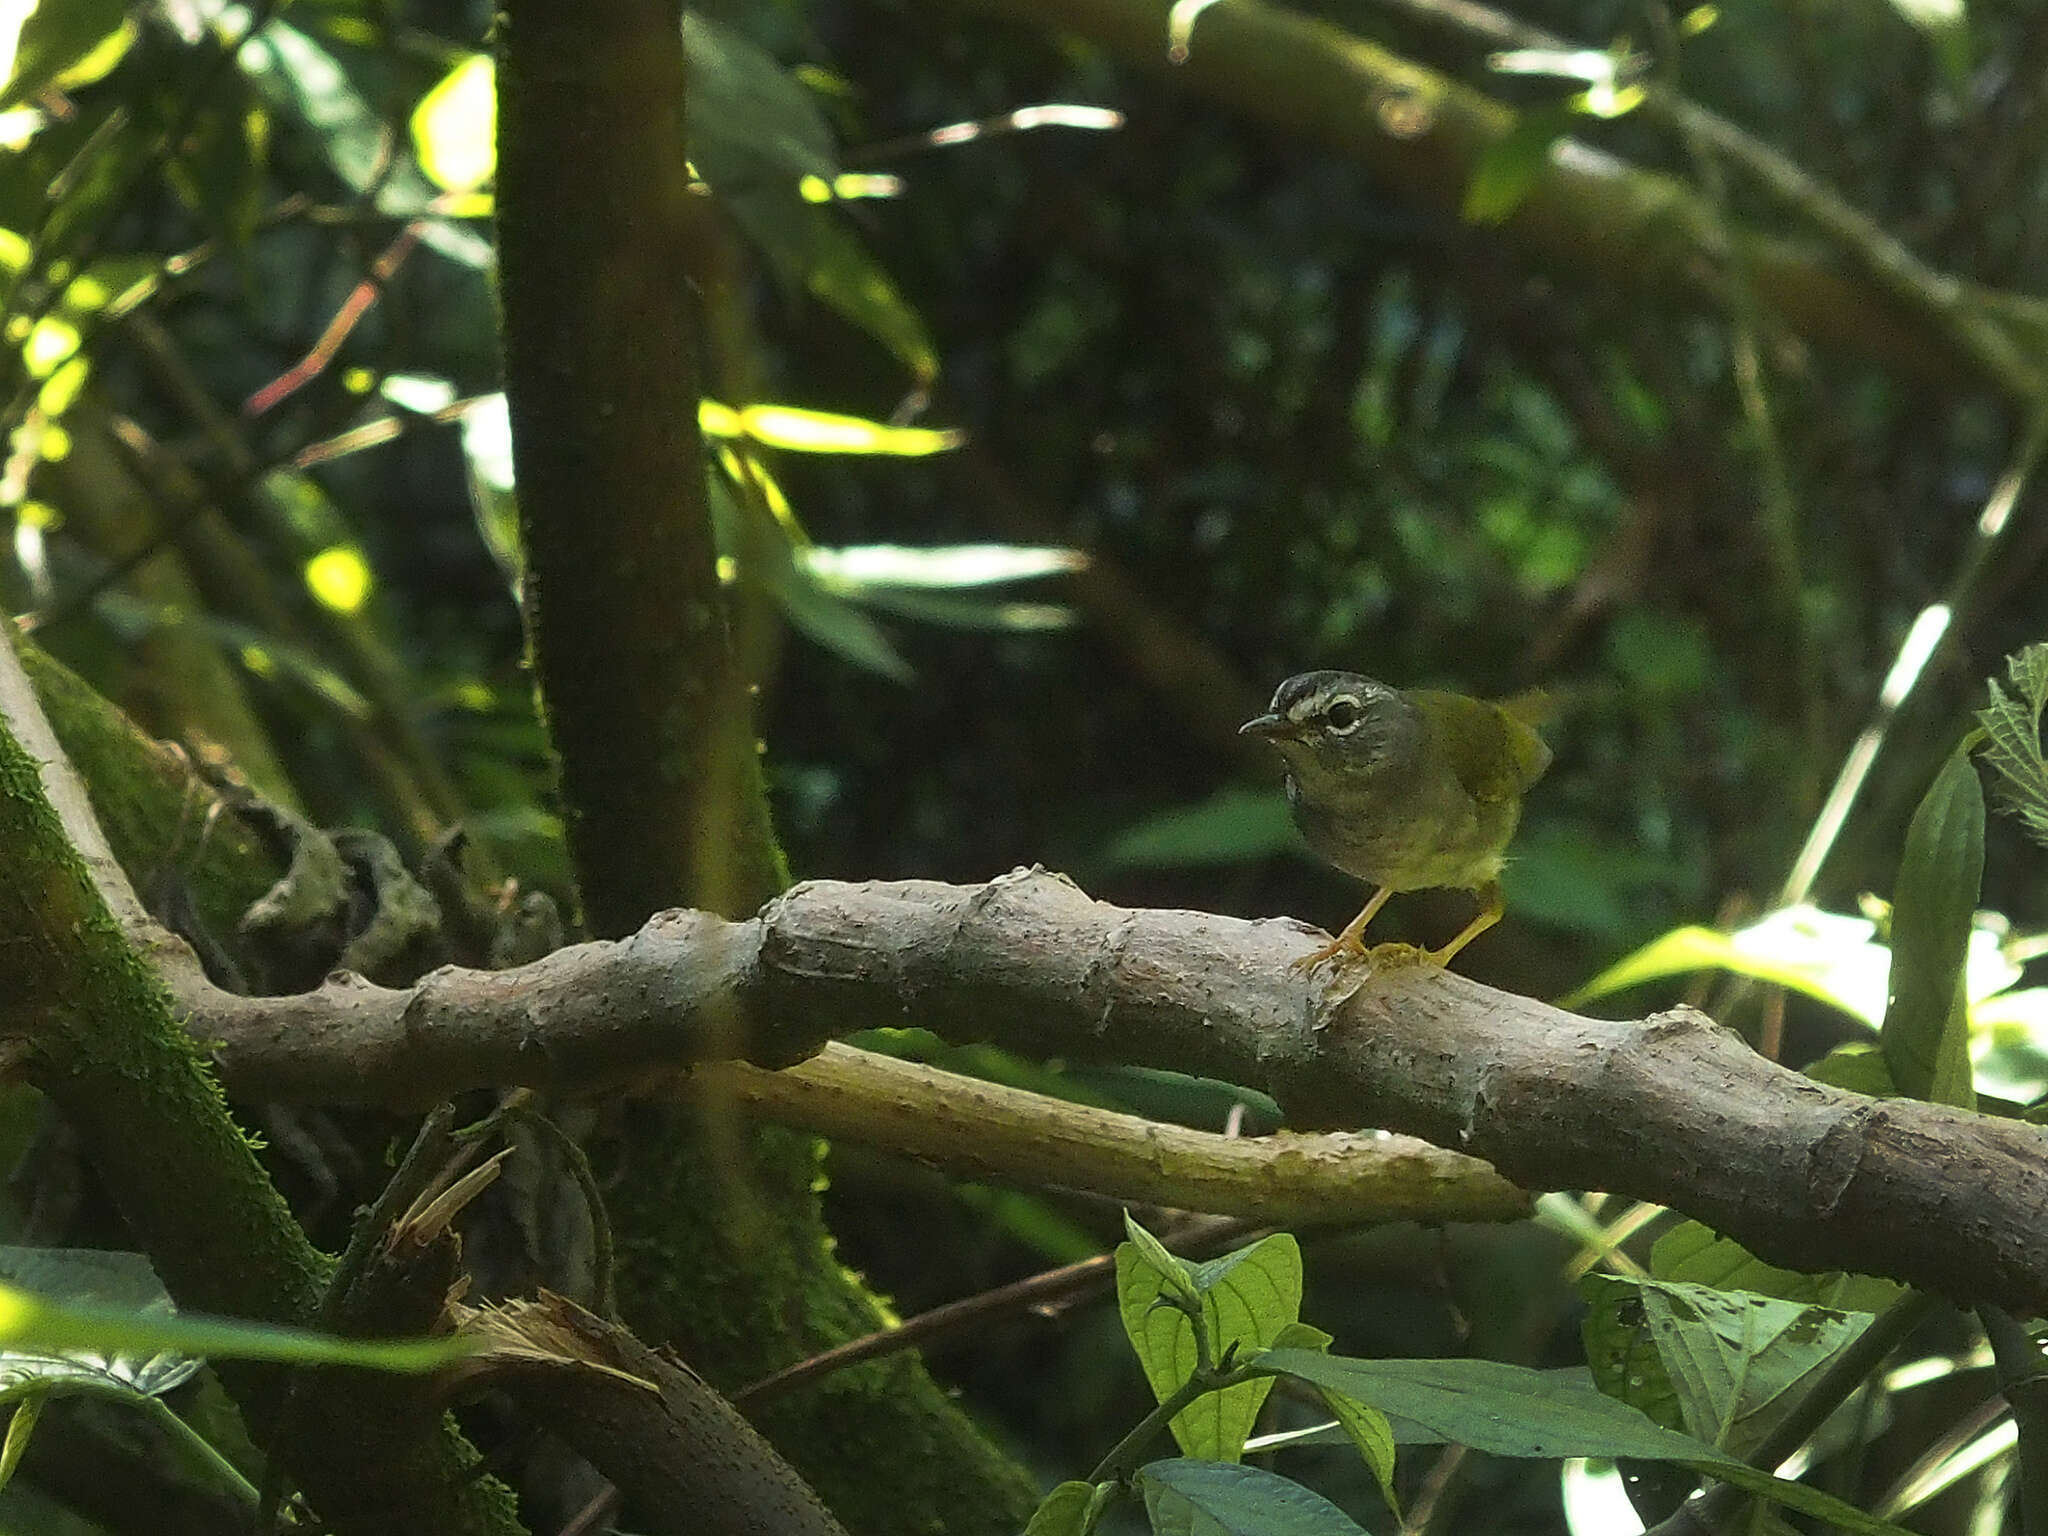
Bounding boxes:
1240 671 1551 971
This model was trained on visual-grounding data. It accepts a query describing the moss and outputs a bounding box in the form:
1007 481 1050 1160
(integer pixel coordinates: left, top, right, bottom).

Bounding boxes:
21 642 276 960
608 1114 1040 1536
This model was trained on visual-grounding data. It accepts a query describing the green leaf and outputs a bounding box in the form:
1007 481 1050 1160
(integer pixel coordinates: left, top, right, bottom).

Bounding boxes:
1101 789 1300 871
767 561 915 683
1121 1212 1202 1309
2 0 132 110
700 401 963 457
236 21 490 268
1251 1350 1915 1536
1582 1273 1685 1434
802 544 1086 590
1116 1228 1302 1461
1882 748 1982 1107
0 1249 199 1398
1976 642 2048 847
1136 1460 1370 1536
1462 105 1569 225
1024 1480 1102 1536
1253 1350 1709 1462
411 53 496 195
0 1276 464 1374
1563 906 1889 1022
797 212 940 382
684 12 836 190
0 1390 41 1492
1581 1275 1873 1461
1316 1384 1401 1519
1651 1222 1902 1315
706 469 915 682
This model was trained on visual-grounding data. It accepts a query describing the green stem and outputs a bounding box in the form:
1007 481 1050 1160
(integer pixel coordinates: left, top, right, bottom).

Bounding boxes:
1087 1367 1255 1485
139 1393 261 1509
1981 1307 2048 1536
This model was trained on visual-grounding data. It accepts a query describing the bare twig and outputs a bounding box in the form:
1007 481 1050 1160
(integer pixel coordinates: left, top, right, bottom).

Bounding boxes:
733 1215 1256 1411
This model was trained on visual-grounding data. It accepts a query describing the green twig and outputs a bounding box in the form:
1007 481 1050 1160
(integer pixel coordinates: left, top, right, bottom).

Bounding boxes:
1086 1366 1254 1485
1981 1306 2048 1536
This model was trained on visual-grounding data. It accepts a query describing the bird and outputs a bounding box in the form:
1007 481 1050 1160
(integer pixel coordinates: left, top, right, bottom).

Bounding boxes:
1240 671 1551 971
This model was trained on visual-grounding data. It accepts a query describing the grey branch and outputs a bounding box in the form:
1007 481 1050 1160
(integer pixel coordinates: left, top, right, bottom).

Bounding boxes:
186 868 2048 1316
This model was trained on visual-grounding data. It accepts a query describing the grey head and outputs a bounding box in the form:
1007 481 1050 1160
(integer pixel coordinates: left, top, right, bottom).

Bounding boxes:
1238 671 1420 784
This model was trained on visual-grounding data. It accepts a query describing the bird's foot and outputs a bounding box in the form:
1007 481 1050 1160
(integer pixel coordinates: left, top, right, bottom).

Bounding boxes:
1290 934 1365 972
1292 938 1444 975
1363 941 1442 973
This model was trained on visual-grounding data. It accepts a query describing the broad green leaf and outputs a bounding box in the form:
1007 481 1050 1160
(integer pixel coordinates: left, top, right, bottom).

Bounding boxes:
1102 789 1300 870
1023 1480 1101 1536
1882 748 1982 1107
2 0 131 110
1976 642 2048 847
1137 1459 1369 1536
1116 1228 1301 1461
1581 1275 1872 1461
1254 1350 1708 1462
1651 1222 1901 1315
677 14 940 377
1582 1274 1684 1434
1253 1350 1914 1536
1462 105 1569 225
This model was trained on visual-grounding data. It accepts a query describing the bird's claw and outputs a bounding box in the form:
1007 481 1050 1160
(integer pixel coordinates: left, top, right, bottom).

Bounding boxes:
1291 938 1445 975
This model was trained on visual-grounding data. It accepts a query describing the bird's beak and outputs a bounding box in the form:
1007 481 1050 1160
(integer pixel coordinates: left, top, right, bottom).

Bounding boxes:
1239 713 1293 740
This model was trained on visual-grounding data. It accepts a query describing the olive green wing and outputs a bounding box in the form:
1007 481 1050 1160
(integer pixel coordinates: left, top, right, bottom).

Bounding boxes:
1409 689 1553 803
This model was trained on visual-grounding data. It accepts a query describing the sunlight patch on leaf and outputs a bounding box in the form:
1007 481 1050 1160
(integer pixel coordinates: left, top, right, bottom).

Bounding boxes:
801 544 1084 590
798 172 903 203
411 52 495 194
699 400 964 456
304 546 371 614
1564 903 2018 1027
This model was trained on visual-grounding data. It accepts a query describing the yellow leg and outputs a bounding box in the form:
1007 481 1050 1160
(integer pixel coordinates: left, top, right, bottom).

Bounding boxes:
1422 882 1503 969
1293 885 1394 971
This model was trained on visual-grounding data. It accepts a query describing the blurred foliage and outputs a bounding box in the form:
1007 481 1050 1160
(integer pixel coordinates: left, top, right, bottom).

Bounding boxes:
4 0 2048 1530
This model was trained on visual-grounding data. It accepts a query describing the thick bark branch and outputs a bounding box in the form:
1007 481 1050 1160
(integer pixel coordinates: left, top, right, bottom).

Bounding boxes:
192 870 2048 1316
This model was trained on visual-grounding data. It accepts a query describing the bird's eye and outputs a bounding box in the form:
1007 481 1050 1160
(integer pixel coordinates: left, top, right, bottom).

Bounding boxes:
1323 697 1362 733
